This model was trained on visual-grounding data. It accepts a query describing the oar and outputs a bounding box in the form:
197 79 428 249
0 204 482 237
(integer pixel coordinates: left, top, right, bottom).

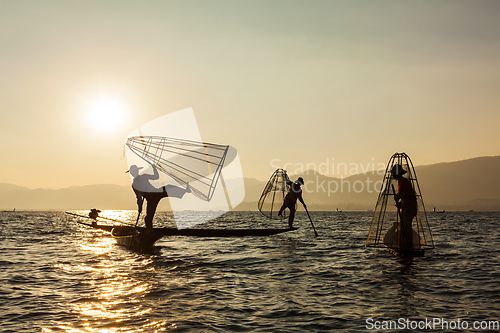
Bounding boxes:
128 197 145 249
65 211 134 227
303 204 318 237
134 197 145 229
94 214 129 224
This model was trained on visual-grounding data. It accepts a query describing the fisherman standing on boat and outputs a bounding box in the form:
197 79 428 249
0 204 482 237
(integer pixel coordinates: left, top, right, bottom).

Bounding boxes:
391 164 417 251
278 176 306 229
128 164 191 233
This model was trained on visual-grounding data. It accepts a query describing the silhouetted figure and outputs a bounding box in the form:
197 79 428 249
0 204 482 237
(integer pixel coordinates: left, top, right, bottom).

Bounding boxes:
128 164 191 233
89 208 101 219
391 164 417 251
278 177 306 229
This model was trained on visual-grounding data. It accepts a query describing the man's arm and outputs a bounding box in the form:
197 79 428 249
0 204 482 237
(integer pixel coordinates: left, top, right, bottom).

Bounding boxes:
144 164 160 181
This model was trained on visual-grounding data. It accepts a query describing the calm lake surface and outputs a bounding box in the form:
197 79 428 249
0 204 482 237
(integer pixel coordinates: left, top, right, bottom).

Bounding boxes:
1 211 499 332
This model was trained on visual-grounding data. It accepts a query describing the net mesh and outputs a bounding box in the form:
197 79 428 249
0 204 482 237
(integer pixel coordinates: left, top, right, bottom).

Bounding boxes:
258 169 291 220
125 136 228 202
366 152 434 250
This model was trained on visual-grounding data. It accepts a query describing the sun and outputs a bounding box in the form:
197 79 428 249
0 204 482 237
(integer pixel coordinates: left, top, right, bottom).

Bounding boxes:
86 96 128 131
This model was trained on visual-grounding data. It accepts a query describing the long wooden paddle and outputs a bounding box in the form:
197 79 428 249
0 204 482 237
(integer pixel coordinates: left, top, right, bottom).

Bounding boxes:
303 204 318 237
65 211 134 227
134 197 145 229
128 197 145 249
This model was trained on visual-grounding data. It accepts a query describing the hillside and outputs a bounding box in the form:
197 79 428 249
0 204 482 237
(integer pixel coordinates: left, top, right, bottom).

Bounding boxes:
0 156 498 211
248 156 500 211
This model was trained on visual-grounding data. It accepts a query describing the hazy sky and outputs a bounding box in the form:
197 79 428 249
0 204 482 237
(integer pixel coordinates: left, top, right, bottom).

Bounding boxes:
1 0 498 189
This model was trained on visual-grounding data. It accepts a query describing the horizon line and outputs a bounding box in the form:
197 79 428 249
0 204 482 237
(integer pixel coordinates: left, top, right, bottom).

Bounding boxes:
1 154 498 191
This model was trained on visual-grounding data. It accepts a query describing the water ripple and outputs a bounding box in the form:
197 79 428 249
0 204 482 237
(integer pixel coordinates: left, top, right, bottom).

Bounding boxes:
0 211 499 332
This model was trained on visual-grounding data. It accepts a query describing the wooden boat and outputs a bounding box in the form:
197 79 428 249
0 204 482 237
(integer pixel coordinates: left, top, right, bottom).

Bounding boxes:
110 226 164 249
387 247 425 258
67 212 297 251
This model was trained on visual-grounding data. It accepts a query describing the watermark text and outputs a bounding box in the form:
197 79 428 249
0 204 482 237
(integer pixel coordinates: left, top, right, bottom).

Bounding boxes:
366 317 499 330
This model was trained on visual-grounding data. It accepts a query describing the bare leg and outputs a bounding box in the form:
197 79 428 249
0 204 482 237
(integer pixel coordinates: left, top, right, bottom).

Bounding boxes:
144 192 168 233
164 185 190 198
288 207 295 229
278 204 285 217
143 186 190 232
399 204 417 251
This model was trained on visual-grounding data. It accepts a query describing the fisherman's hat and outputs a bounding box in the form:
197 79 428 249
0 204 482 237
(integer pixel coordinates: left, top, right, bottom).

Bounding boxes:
390 164 407 176
126 165 143 174
296 177 304 185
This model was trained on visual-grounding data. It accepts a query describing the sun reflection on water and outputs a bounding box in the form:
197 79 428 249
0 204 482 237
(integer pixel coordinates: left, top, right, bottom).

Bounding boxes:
58 259 168 333
51 214 169 332
78 238 115 255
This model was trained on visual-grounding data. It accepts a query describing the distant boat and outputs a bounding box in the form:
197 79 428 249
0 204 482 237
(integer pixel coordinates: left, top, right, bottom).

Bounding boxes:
433 207 445 213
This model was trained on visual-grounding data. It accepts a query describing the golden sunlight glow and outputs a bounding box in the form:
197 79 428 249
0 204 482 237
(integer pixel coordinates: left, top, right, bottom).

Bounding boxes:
86 96 128 131
79 237 115 255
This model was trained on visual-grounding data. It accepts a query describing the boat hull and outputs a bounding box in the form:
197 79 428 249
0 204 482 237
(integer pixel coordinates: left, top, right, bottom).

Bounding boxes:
68 212 298 251
158 226 298 237
88 222 297 237
111 227 164 249
386 247 426 258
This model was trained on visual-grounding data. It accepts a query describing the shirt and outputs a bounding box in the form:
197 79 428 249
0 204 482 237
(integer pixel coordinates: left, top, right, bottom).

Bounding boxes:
398 177 416 198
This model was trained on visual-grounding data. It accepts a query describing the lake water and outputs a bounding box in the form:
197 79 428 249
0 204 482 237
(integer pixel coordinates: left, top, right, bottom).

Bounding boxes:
0 211 499 332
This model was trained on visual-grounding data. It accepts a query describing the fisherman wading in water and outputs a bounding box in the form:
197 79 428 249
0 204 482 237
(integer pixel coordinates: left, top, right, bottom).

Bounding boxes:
278 177 306 229
128 164 191 233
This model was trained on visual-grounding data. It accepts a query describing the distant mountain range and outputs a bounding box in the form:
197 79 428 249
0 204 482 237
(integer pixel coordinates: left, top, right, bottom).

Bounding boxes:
1 156 499 211
241 156 500 211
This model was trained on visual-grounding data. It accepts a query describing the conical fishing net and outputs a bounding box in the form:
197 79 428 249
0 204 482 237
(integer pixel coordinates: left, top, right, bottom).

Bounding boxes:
258 169 291 220
126 136 229 202
366 152 434 251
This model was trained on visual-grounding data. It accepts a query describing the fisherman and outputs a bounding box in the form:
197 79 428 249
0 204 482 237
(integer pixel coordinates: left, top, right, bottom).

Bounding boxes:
391 164 417 252
278 177 306 229
89 208 101 220
128 164 191 233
